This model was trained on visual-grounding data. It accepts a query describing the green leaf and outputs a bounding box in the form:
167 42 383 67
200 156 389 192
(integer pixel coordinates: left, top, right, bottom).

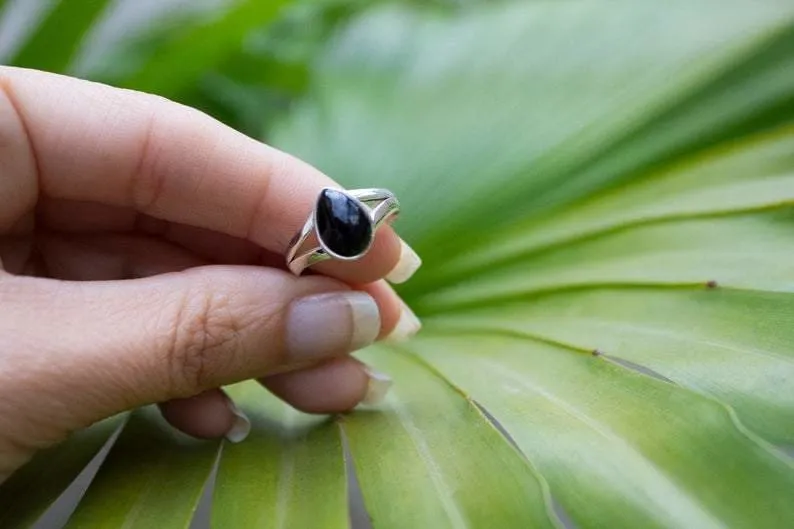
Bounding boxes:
274 2 794 284
431 128 794 294
8 2 794 528
0 416 123 528
212 382 348 528
421 208 794 311
409 333 794 529
9 0 113 72
345 347 558 529
64 407 219 528
268 3 794 527
121 0 293 98
430 287 794 445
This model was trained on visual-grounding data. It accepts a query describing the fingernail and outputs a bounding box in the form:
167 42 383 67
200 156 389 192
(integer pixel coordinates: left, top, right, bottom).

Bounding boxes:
386 300 422 342
362 366 393 405
386 240 422 284
287 292 381 361
225 402 251 443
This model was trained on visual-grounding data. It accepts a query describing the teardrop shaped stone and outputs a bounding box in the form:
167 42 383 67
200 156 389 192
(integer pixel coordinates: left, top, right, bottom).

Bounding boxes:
316 189 373 258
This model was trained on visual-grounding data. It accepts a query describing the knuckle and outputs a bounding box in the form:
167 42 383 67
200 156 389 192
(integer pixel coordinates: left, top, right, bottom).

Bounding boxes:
0 70 40 226
165 284 242 395
128 104 165 213
243 150 279 242
128 95 216 214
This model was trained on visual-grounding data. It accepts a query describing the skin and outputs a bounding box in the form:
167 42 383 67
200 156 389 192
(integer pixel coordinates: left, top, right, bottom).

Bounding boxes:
0 67 408 482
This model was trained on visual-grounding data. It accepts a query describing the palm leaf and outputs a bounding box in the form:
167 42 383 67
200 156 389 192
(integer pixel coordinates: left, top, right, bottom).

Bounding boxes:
409 333 794 529
211 382 348 528
8 0 113 72
4 1 794 528
0 416 123 528
64 407 219 528
272 2 794 527
119 0 293 98
344 348 557 528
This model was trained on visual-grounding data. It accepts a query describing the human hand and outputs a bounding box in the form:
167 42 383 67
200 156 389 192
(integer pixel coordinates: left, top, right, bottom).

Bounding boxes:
0 67 421 482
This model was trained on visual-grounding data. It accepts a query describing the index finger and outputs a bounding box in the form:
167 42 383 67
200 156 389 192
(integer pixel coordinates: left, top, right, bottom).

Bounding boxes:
0 67 419 284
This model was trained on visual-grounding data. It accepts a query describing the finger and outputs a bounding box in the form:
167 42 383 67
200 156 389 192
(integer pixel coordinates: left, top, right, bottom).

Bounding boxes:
154 221 272 266
36 199 138 234
38 199 272 267
38 199 419 280
33 236 414 439
1 67 417 284
262 357 392 414
359 280 421 341
159 389 250 442
36 232 418 340
0 237 33 275
0 267 387 429
0 77 36 232
159 357 393 442
37 232 205 280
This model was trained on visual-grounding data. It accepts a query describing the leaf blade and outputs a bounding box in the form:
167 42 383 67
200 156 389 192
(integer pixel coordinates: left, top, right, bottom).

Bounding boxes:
65 407 219 529
412 333 794 529
433 287 794 444
432 127 794 290
343 347 558 529
211 382 348 529
0 416 124 529
420 209 794 311
10 0 113 72
274 2 794 273
121 0 292 97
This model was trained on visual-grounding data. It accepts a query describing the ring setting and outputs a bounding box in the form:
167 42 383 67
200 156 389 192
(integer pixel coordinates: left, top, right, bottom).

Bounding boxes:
286 188 400 275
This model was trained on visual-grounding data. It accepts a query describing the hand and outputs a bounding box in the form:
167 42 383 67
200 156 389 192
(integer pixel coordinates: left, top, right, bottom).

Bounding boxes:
0 67 422 482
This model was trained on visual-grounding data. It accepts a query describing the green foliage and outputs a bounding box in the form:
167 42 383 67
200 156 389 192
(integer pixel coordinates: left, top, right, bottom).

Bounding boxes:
120 0 292 98
3 0 794 527
64 408 217 529
0 417 124 528
8 0 112 72
212 383 348 528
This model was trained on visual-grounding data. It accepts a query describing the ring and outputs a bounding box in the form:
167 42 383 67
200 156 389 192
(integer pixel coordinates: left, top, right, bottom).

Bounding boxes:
286 188 400 275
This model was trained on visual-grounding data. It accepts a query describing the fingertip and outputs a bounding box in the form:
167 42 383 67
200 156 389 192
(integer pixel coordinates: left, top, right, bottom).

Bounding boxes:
313 225 403 284
262 357 371 414
357 280 402 339
360 365 393 406
159 389 236 440
359 280 421 341
385 299 422 342
385 239 422 284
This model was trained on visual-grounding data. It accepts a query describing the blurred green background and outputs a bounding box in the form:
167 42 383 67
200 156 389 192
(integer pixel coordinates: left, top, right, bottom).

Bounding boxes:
5 2 794 528
0 0 479 138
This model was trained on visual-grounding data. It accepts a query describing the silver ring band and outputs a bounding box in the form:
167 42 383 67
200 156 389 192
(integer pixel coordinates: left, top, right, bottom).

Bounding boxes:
286 188 400 275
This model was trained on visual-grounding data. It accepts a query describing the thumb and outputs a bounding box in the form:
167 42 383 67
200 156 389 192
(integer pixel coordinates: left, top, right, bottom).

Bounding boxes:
0 267 381 435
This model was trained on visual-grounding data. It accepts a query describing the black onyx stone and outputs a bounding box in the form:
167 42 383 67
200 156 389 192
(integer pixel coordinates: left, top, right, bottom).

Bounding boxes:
316 189 373 258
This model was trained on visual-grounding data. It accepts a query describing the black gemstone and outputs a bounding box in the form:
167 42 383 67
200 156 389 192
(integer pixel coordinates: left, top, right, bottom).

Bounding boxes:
316 189 373 258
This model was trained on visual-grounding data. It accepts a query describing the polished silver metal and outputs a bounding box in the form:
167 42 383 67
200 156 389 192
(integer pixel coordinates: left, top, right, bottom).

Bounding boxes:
286 188 400 275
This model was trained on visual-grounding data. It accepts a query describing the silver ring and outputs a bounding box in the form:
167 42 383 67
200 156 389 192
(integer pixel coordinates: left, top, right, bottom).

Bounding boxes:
286 188 400 275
